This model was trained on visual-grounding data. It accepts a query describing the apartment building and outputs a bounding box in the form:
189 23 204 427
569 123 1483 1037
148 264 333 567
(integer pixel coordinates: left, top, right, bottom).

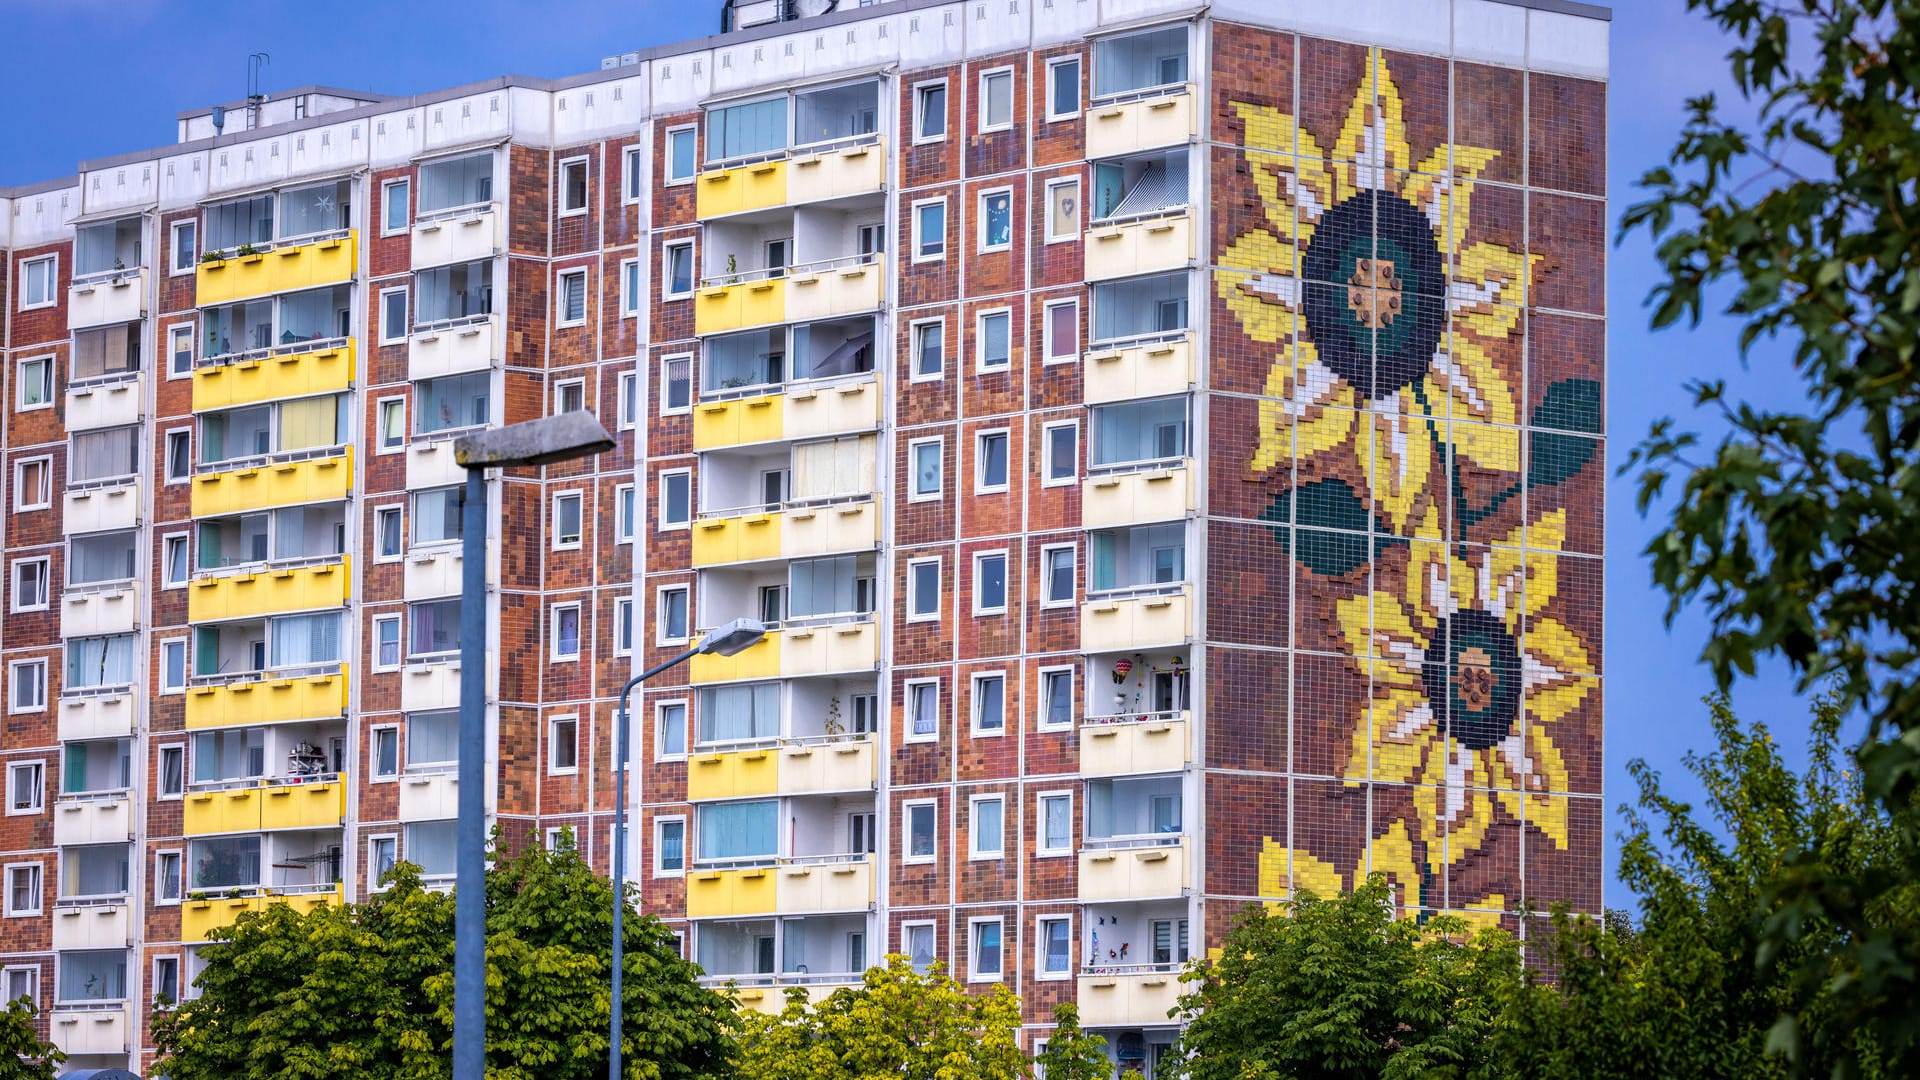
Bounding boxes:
0 0 1607 1074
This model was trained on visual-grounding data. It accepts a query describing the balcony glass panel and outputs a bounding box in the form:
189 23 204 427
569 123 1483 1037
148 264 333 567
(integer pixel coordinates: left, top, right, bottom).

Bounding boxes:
190 836 261 890
696 683 781 745
705 329 785 394
63 739 132 794
202 299 275 358
789 555 872 619
791 317 875 382
406 710 459 769
62 844 130 898
74 219 142 276
69 426 139 484
1090 396 1188 468
793 82 879 147
1092 273 1188 343
271 504 348 560
707 97 789 163
278 180 352 240
409 599 461 657
1090 524 1187 592
414 372 491 434
1086 775 1184 841
406 820 457 877
418 153 494 215
271 613 343 668
68 530 137 585
275 285 353 345
192 728 265 784
697 799 778 863
412 486 466 545
415 260 493 324
66 635 135 690
206 194 275 253
1094 26 1189 98
57 950 127 1003
72 323 141 380
697 920 777 977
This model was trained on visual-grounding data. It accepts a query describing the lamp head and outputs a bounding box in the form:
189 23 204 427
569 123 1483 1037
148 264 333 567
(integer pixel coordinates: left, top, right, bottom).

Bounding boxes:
454 411 614 470
699 617 768 657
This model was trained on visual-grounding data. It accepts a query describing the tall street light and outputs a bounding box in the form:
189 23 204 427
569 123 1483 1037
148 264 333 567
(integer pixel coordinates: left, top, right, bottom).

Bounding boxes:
451 411 614 1080
609 616 765 1079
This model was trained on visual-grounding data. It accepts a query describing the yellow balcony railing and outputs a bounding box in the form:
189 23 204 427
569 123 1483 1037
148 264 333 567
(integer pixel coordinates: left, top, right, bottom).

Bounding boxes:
181 884 344 942
692 377 879 450
185 665 348 730
1077 838 1190 902
688 621 878 683
690 499 878 567
1080 587 1193 653
696 158 789 219
686 736 876 801
1085 211 1195 282
695 277 786 336
196 230 357 306
723 979 861 1016
184 778 345 836
191 448 352 518
695 137 886 221
685 856 874 918
192 340 355 412
1079 712 1193 777
1085 87 1198 160
187 556 350 623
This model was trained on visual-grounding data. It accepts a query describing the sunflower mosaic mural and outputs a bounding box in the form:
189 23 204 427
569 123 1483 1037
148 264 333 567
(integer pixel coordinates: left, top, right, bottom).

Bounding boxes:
1212 44 1604 921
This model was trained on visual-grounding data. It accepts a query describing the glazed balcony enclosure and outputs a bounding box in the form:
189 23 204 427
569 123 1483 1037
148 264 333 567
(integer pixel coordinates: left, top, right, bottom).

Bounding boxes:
698 553 878 641
1079 775 1189 902
407 259 498 379
198 284 351 369
62 529 137 638
685 795 877 918
1082 523 1193 653
694 252 883 337
196 179 356 305
53 737 133 847
1077 900 1189 1027
181 883 342 942
697 79 885 220
65 322 143 432
692 437 879 566
68 217 144 329
1084 395 1194 529
191 393 353 518
693 318 880 448
51 948 130 1054
1086 25 1198 160
1088 148 1194 281
1082 652 1193 777
693 913 869 1012
63 425 141 536
179 832 343 920
410 151 504 269
685 677 880 800
185 609 348 729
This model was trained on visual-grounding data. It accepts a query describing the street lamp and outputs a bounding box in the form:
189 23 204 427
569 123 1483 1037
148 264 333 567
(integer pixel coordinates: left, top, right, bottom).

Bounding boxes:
450 412 614 1080
608 615 766 1079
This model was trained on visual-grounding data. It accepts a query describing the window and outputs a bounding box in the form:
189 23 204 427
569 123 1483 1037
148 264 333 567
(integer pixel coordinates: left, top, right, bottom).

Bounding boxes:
169 324 195 378
9 662 45 714
15 357 51 411
976 431 1010 492
655 818 686 875
380 288 409 345
376 397 406 453
1038 792 1073 854
907 438 943 501
414 371 491 434
613 597 635 656
554 378 586 415
913 82 947 142
904 801 937 862
1047 57 1082 119
4 865 40 916
904 922 936 973
907 559 941 621
549 716 579 773
858 222 886 256
69 426 139 485
11 559 47 613
153 955 181 1005
979 69 1014 132
970 918 1004 981
164 428 192 483
1036 916 1073 979
657 585 689 643
910 320 944 380
970 795 1004 858
906 679 939 741
18 256 54 310
623 144 647 201
979 190 1012 252
418 151 494 214
619 258 641 318
1044 179 1081 245
610 484 636 543
153 850 183 904
405 711 458 771
415 259 493 325
170 220 198 274
551 605 582 662
661 355 693 414
615 370 640 430
374 506 403 561
977 310 1011 371
382 179 410 234
7 763 42 814
657 701 688 759
663 240 694 298
373 615 402 671
413 485 466 546
1094 25 1189 97
369 835 398 887
1042 547 1076 608
556 268 588 326
665 126 697 184
552 492 583 549
371 727 399 780
1042 422 1078 486
158 746 185 797
161 535 190 588
1091 396 1189 468
660 471 691 530
64 528 137 588
912 200 946 261
1044 300 1080 363
972 672 1006 732
559 157 590 216
2 966 35 1007
13 458 49 512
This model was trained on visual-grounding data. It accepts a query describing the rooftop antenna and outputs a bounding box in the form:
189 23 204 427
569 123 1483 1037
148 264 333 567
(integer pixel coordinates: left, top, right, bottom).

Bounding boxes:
246 52 270 130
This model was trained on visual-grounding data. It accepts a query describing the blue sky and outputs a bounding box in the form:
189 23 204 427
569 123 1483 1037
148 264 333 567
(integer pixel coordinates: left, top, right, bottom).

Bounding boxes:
0 0 1810 909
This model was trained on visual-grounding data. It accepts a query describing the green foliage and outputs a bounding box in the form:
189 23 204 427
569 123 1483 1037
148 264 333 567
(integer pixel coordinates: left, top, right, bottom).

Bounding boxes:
154 833 735 1080
1034 1001 1109 1080
1165 878 1521 1080
0 998 62 1080
734 955 1025 1080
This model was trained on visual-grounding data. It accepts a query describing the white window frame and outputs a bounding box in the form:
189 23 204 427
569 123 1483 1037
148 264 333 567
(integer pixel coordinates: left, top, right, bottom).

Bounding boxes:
8 661 46 715
904 678 940 744
619 257 642 318
1037 790 1074 856
660 354 693 416
164 428 192 484
909 318 945 382
1046 56 1083 121
154 850 184 905
5 762 43 815
907 437 944 502
371 614 403 673
381 178 411 236
373 505 404 562
376 396 407 454
547 714 580 775
370 726 400 782
653 815 688 876
902 920 937 974
368 834 399 889
617 371 640 430
1044 178 1081 245
160 533 190 589
169 220 198 275
903 799 938 864
973 553 1009 616
622 144 647 203
662 239 696 300
14 356 53 412
968 916 1005 982
167 323 195 379
905 557 941 623
615 483 637 543
911 198 947 263
152 954 182 1005
977 188 1013 254
550 604 583 662
974 429 1011 493
978 68 1015 133
3 864 41 916
17 255 55 311
975 309 1012 372
1039 547 1077 609
157 744 186 798
664 125 698 186
555 268 589 328
11 557 48 613
613 596 636 657
971 670 1008 734
656 584 690 644
968 793 1005 860
553 377 587 416
551 491 585 550
655 699 689 760
912 80 948 144
558 155 591 217
13 457 50 512
1043 298 1080 363
1041 419 1079 486
1036 915 1073 979
379 286 410 345
659 469 692 531
158 639 188 696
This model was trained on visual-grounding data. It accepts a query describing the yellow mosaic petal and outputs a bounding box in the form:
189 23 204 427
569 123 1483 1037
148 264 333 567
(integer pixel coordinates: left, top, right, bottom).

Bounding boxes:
1218 234 1302 346
1337 590 1424 662
1402 537 1450 635
1446 892 1509 931
1327 49 1415 195
1441 777 1498 867
1252 366 1355 476
1499 786 1570 851
1525 618 1596 728
1292 128 1342 218
1258 836 1347 905
1355 405 1437 534
1525 719 1573 798
1440 335 1520 429
1447 417 1523 475
1455 242 1536 336
1359 684 1434 785
1523 509 1568 619
1366 819 1422 899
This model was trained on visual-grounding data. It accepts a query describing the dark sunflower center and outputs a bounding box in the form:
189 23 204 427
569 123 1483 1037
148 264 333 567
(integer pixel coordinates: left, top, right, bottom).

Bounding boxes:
1419 609 1522 752
1299 189 1446 400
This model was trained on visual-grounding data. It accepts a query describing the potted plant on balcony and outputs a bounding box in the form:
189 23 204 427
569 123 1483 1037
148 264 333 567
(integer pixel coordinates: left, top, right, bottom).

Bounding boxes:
822 697 844 737
201 248 225 265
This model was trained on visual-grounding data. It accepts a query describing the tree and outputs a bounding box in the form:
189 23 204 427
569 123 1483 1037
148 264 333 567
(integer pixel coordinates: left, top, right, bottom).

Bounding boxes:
1164 878 1521 1080
0 998 62 1080
733 955 1025 1080
1034 1001 1109 1080
154 834 736 1080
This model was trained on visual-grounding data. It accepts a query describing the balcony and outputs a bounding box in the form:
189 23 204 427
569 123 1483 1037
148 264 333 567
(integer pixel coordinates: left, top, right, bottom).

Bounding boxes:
693 375 878 451
193 340 355 412
68 270 146 328
181 884 343 942
1081 712 1193 777
686 855 874 918
405 437 467 489
57 692 135 741
398 769 459 822
689 620 877 684
196 229 357 306
695 275 786 337
60 583 138 639
1079 837 1190 902
408 314 499 380
697 140 885 220
63 480 140 535
1086 209 1194 281
1086 87 1196 160
1082 586 1193 653
694 258 881 337
411 204 503 269
49 1004 127 1056
1084 464 1194 528
687 735 876 801
691 499 878 567
1078 967 1184 1027
52 794 133 846
1083 334 1194 404
51 901 131 951
185 664 348 730
184 778 344 836
400 657 464 712
403 546 463 600
726 978 861 1015
190 447 352 518
187 556 349 623
65 373 143 432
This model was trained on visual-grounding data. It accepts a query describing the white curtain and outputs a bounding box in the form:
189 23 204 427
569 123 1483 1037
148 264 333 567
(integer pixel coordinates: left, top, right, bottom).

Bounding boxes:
271 613 342 668
69 427 137 483
791 436 874 501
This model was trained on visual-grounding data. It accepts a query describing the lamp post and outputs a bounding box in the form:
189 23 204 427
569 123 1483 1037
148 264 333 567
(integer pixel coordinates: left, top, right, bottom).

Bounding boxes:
451 412 614 1080
608 616 765 1079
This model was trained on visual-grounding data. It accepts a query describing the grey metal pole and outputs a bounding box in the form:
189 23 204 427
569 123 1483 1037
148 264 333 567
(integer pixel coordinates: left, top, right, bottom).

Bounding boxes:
453 466 488 1079
608 644 699 1080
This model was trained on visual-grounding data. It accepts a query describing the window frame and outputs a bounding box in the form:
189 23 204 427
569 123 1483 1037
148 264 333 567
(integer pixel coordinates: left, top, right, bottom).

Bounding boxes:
550 603 583 663
167 323 195 379
11 557 48 613
551 490 585 550
169 220 198 275
902 799 938 864
367 834 399 890
902 920 938 974
154 850 184 905
968 916 1005 982
3 863 41 917
654 815 688 876
978 68 1015 133
164 428 192 484
617 370 640 430
658 469 692 531
1037 789 1074 856
372 505 404 563
909 318 945 382
555 268 589 328
912 80 948 144
372 614 403 672
1046 55 1083 121
553 377 587 416
1037 914 1073 979
13 457 50 512
907 436 944 502
158 638 189 696
557 155 591 217
157 744 186 798
613 595 636 657
1041 419 1079 486
8 661 46 715
977 188 1014 254
619 257 642 318
664 125 698 186
621 144 646 204
655 699 689 760
904 678 940 743
369 726 400 782
14 355 53 412
615 482 637 544
376 396 407 454
1044 177 1081 245
910 198 947 263
1039 546 1077 609
656 584 690 645
971 670 1008 735
5 762 44 815
974 430 1011 494
17 255 55 311
381 178 411 236
905 557 941 623
379 286 410 345
968 793 1006 860
973 552 1009 616
547 714 579 775
662 239 696 300
660 354 693 416
1043 297 1080 364
160 533 191 589
975 308 1012 372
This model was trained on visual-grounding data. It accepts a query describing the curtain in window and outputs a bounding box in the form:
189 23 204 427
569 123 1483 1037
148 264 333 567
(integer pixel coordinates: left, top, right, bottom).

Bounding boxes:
69 427 137 483
407 711 459 766
57 951 127 1002
192 728 264 783
277 396 340 452
65 846 129 897
697 683 780 744
414 487 465 543
1087 781 1114 839
279 182 348 239
68 532 136 585
1045 796 1071 848
66 635 134 688
205 195 274 252
411 600 462 654
407 821 459 876
789 556 860 619
1092 398 1187 467
270 613 342 668
697 800 777 861
418 154 492 215
791 436 874 501
708 98 788 162
71 324 139 379
782 919 811 974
